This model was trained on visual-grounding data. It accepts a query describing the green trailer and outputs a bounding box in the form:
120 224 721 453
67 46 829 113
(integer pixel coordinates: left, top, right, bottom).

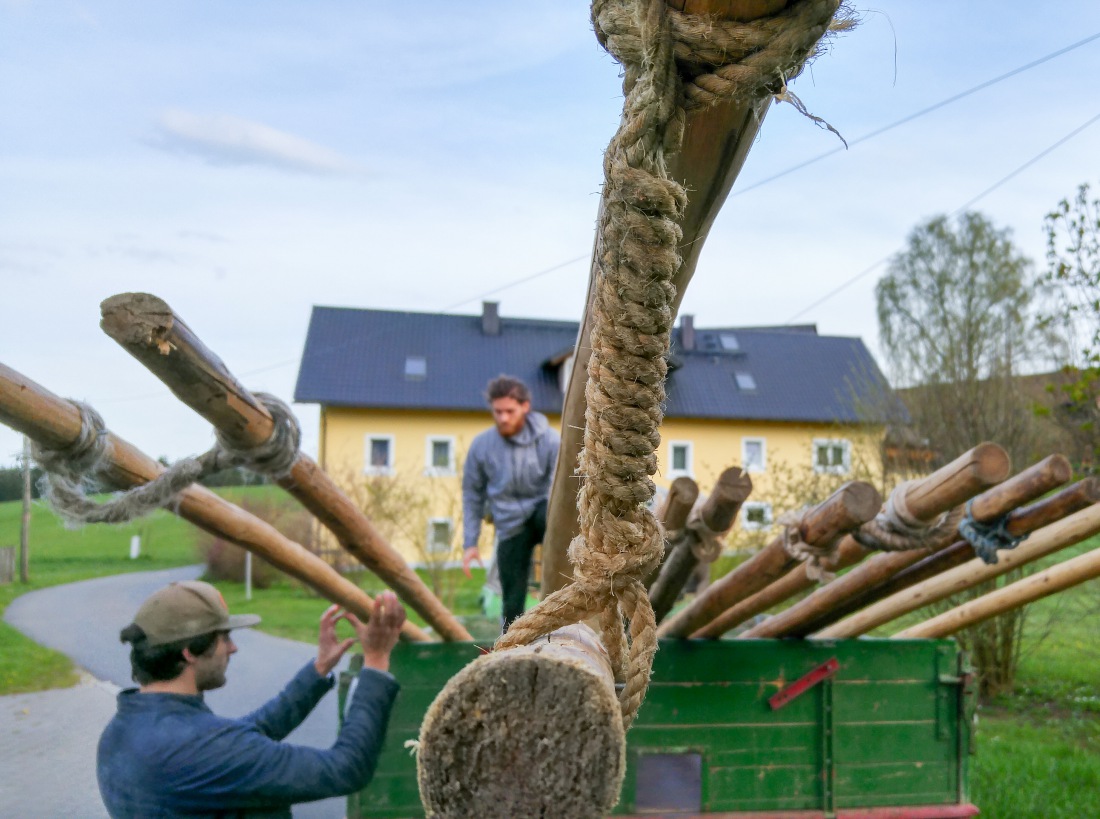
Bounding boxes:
339 638 978 818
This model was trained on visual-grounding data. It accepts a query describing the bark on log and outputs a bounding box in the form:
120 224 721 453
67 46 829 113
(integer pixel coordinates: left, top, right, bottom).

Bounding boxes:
894 530 1100 639
0 362 431 642
691 443 1011 638
100 293 471 642
649 467 752 623
741 454 1071 638
646 476 701 590
541 0 802 596
820 494 1100 638
657 481 880 638
810 477 1100 637
417 623 624 819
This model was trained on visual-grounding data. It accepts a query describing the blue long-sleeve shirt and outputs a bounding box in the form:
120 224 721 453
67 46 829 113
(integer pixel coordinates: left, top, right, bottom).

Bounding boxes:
97 662 398 818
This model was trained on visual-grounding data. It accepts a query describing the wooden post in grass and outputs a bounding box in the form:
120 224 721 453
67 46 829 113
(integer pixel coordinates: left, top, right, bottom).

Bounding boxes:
649 467 751 623
820 496 1100 639
417 623 624 819
894 535 1100 639
814 478 1100 638
100 293 471 643
741 454 1072 639
541 0 833 597
657 480 881 638
691 442 1011 638
0 362 431 643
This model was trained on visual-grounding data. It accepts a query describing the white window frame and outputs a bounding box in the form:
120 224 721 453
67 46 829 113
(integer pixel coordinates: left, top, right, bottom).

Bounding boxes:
426 517 454 556
741 437 767 473
812 438 851 475
668 440 694 478
364 434 395 476
424 435 456 477
741 501 773 531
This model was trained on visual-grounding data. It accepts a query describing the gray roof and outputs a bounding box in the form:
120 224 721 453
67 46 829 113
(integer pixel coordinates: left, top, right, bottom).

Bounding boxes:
294 306 896 424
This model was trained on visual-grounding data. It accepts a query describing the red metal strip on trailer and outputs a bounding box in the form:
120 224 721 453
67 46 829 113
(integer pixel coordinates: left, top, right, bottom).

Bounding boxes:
768 656 840 710
620 805 979 818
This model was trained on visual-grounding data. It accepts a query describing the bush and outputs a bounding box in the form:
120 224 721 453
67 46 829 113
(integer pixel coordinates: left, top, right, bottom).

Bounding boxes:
196 496 307 588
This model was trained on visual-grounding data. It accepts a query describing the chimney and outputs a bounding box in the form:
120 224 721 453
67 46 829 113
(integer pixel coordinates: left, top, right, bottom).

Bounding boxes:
680 314 695 351
481 301 500 336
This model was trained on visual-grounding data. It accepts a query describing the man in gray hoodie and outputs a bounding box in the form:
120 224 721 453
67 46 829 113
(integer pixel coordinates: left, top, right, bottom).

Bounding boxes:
462 375 560 631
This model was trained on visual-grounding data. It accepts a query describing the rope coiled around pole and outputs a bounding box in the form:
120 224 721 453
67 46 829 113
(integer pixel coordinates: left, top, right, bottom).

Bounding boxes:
497 0 845 729
33 393 301 527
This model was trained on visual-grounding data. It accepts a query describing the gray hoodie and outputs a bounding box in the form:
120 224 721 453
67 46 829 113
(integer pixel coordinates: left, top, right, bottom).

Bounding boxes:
462 411 559 547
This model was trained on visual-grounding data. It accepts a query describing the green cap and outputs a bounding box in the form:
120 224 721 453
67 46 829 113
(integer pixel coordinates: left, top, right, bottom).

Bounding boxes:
126 580 261 646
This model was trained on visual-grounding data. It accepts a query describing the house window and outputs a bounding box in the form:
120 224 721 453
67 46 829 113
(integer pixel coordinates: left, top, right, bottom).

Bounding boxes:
427 518 454 556
742 437 766 473
718 333 740 351
425 436 455 476
813 438 851 474
741 501 773 531
669 441 693 478
364 434 394 475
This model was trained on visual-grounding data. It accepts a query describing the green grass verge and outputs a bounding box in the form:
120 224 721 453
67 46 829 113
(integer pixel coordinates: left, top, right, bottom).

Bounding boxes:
0 486 276 694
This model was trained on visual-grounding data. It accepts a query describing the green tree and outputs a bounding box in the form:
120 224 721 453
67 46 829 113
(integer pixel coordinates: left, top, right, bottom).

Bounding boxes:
875 211 1060 698
876 211 1058 470
1040 181 1100 472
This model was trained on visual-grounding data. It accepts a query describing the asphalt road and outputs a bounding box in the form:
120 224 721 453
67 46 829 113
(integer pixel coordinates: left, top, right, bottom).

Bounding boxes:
3 565 352 818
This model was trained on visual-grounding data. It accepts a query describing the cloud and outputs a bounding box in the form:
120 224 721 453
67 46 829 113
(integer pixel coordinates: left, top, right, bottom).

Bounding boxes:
149 109 365 177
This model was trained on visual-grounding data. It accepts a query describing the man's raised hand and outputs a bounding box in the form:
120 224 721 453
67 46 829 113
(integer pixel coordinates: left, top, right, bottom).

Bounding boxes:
314 605 357 677
351 590 407 673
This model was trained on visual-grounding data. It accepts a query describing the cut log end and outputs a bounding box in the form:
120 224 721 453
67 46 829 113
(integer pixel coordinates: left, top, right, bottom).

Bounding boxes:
100 292 175 347
417 641 625 819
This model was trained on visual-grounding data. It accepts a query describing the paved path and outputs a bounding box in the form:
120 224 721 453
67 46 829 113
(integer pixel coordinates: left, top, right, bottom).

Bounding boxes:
2 566 352 818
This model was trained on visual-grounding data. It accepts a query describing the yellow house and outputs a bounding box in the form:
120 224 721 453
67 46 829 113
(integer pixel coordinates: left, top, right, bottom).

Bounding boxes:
295 303 894 565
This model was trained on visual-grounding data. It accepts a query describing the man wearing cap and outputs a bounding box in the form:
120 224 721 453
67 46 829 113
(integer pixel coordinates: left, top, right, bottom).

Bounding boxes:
96 580 406 818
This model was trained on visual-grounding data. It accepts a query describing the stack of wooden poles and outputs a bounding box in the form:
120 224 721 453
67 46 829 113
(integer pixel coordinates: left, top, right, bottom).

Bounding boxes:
645 443 1100 643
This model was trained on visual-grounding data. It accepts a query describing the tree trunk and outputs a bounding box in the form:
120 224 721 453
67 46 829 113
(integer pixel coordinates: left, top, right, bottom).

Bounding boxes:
417 623 624 819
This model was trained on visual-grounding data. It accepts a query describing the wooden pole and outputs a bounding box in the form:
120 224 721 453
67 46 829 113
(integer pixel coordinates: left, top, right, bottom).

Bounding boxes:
741 454 1071 638
19 435 31 583
820 495 1100 639
541 0 799 596
417 623 624 819
811 477 1100 637
649 467 752 623
0 362 432 643
895 534 1100 640
690 443 1011 638
657 480 881 638
646 475 700 590
100 293 471 642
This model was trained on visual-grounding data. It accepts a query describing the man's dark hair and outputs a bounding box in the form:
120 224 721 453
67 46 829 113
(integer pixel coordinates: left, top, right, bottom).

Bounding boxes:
486 375 531 404
120 624 220 685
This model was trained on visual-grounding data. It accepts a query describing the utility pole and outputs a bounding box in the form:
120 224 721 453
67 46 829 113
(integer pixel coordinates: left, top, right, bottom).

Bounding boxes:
19 436 31 583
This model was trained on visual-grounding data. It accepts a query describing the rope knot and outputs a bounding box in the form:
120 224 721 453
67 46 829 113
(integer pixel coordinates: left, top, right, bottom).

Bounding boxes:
958 500 1028 564
778 507 838 582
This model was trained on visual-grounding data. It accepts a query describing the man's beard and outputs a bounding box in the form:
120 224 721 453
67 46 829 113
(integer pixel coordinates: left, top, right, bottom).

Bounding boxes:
195 661 228 692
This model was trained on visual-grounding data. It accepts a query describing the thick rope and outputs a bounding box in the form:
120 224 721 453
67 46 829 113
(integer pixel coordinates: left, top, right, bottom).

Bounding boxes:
34 393 301 527
497 0 843 730
852 480 966 554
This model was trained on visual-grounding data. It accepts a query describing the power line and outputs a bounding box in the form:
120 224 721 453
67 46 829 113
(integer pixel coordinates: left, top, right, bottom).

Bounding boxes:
733 30 1100 197
784 109 1100 323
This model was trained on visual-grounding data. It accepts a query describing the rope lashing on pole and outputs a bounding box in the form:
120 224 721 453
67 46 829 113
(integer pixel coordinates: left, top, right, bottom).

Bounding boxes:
34 393 301 526
852 480 967 555
778 507 839 582
957 499 1029 564
496 0 846 730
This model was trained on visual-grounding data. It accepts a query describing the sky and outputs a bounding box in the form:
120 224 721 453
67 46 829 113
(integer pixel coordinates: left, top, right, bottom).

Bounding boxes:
2 1 1099 469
